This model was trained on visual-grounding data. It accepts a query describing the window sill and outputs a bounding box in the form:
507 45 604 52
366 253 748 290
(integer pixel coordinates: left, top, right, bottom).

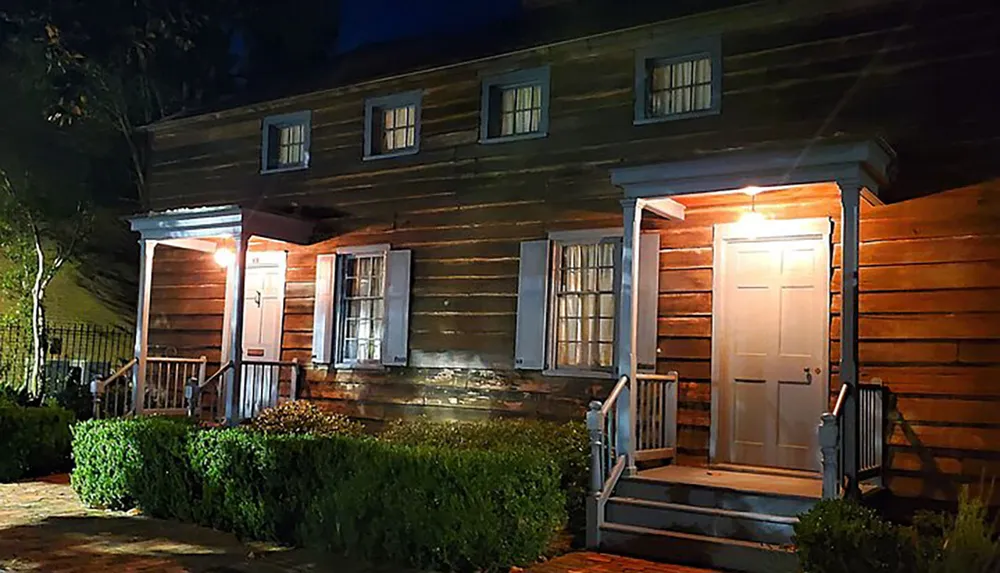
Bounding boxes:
363 147 419 161
260 164 309 175
332 362 387 372
633 108 719 126
543 368 616 380
479 132 548 145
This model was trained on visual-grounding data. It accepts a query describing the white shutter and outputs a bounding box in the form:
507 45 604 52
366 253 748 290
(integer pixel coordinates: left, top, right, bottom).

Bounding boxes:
311 254 337 364
382 249 412 367
514 240 551 370
637 233 661 371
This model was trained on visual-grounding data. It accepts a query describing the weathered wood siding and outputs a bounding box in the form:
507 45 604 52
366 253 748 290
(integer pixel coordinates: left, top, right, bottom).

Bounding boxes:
144 0 1000 503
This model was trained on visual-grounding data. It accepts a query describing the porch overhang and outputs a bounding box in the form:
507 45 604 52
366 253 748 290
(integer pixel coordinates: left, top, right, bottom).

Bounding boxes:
610 140 894 204
128 205 314 244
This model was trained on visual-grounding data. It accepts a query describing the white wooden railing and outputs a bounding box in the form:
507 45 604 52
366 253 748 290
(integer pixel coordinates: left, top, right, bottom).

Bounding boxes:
586 375 630 548
143 356 208 415
634 371 679 464
91 358 137 418
819 379 886 499
239 358 300 419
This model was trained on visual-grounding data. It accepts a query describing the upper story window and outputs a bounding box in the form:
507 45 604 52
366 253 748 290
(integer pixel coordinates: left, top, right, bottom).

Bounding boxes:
634 37 722 124
364 91 422 160
261 111 311 173
480 66 551 143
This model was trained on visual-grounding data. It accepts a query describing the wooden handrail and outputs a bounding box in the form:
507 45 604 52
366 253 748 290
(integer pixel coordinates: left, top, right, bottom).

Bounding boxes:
95 358 137 393
600 375 630 417
202 361 233 388
635 372 679 382
832 383 849 418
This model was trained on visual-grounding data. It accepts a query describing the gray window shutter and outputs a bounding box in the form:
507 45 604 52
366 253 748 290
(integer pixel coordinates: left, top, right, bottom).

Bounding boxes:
382 249 412 367
637 233 661 371
515 240 551 370
311 254 337 364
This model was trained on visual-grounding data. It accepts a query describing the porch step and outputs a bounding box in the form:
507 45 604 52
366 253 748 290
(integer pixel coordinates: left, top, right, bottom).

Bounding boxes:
615 475 817 518
599 522 798 573
605 496 798 545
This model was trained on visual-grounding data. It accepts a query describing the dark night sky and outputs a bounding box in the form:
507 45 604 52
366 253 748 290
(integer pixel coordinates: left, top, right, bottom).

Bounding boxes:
335 0 523 53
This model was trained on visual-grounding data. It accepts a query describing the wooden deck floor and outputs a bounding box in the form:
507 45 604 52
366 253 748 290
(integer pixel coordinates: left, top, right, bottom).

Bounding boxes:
637 466 822 499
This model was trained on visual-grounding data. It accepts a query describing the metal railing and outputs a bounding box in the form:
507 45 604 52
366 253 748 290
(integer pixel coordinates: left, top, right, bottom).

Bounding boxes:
91 358 137 418
634 371 679 464
143 357 208 415
586 375 630 548
819 379 887 499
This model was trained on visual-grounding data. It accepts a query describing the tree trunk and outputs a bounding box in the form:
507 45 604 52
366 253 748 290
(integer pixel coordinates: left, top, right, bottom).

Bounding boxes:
29 229 47 396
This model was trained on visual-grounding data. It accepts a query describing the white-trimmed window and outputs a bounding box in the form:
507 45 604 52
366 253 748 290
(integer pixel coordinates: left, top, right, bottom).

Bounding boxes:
364 91 422 159
634 38 721 124
261 111 311 173
480 66 551 143
514 230 661 376
311 245 412 368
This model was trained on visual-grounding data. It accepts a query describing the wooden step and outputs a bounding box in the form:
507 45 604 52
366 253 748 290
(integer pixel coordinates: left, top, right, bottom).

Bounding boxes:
605 496 798 545
615 476 818 518
600 522 798 573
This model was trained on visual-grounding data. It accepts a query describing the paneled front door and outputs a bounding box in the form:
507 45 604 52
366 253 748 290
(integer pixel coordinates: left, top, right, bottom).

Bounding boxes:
240 251 286 418
712 219 830 471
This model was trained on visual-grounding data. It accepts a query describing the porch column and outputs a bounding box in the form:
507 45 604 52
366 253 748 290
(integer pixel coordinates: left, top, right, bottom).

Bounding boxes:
619 199 643 475
839 181 862 499
132 239 156 414
224 232 249 425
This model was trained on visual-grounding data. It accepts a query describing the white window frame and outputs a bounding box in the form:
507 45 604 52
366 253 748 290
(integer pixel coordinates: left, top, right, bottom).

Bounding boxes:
479 66 551 144
261 111 312 174
544 228 622 379
333 243 390 369
364 90 422 160
634 36 722 125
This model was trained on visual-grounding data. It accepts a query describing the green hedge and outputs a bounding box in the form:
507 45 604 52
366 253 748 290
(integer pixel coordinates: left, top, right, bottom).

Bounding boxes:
0 399 74 481
379 418 588 535
71 418 565 572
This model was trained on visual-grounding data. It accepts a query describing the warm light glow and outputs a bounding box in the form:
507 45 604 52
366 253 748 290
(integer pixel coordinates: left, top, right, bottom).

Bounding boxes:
214 248 234 268
739 210 767 225
741 185 764 196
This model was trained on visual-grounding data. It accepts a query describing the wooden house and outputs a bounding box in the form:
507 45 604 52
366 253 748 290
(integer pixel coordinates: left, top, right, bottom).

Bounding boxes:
107 0 1000 569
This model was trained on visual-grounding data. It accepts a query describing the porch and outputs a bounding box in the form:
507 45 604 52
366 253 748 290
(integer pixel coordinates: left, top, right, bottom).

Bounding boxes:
92 206 314 423
585 140 894 569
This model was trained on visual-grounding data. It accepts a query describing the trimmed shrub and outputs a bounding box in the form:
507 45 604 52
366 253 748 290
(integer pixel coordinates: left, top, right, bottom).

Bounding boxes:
70 416 197 517
71 419 565 572
795 499 915 573
380 417 588 533
0 398 74 481
246 400 363 436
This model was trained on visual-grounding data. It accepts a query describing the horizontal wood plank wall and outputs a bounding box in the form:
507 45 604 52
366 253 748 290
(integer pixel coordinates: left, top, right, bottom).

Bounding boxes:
143 0 1000 504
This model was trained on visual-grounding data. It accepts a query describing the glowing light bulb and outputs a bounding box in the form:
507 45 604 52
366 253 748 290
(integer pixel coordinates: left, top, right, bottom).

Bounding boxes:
739 210 766 225
741 186 764 196
214 248 234 268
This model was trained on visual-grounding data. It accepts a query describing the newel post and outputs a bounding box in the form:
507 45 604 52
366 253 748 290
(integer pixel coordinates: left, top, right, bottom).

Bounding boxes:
586 400 603 549
819 413 841 499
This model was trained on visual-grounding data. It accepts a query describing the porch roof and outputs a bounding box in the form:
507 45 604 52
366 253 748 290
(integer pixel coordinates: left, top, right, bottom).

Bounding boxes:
610 140 894 204
128 205 314 245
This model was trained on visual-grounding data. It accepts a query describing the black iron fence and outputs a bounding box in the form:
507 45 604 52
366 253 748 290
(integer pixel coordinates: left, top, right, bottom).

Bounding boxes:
0 323 134 392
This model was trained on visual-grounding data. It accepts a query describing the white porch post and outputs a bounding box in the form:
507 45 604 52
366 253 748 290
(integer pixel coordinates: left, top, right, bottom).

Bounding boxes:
619 199 643 475
838 181 862 498
224 232 249 425
132 239 156 414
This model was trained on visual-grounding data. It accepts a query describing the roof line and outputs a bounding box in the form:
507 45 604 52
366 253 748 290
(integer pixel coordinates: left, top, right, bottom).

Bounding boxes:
142 1 759 132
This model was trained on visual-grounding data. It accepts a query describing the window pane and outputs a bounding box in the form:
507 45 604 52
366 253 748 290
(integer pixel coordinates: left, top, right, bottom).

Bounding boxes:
553 241 616 370
648 55 713 118
339 253 386 363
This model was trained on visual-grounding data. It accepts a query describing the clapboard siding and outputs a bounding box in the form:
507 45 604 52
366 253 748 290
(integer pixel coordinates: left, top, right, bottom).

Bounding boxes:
142 0 1000 504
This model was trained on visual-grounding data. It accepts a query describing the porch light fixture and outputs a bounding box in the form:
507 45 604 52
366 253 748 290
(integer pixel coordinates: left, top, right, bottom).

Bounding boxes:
214 247 234 268
739 187 766 226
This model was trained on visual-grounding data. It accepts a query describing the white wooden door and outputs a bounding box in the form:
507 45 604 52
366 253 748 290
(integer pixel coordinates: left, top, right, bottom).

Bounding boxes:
712 219 830 471
241 252 286 418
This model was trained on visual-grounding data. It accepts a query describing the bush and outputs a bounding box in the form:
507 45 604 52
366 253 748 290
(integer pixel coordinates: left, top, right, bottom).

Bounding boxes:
246 400 363 436
71 416 197 516
794 499 914 573
912 487 1000 573
71 418 565 572
379 417 588 535
0 398 74 481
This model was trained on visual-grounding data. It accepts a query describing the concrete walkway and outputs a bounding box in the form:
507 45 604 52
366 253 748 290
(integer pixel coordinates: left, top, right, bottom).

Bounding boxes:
0 475 713 573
